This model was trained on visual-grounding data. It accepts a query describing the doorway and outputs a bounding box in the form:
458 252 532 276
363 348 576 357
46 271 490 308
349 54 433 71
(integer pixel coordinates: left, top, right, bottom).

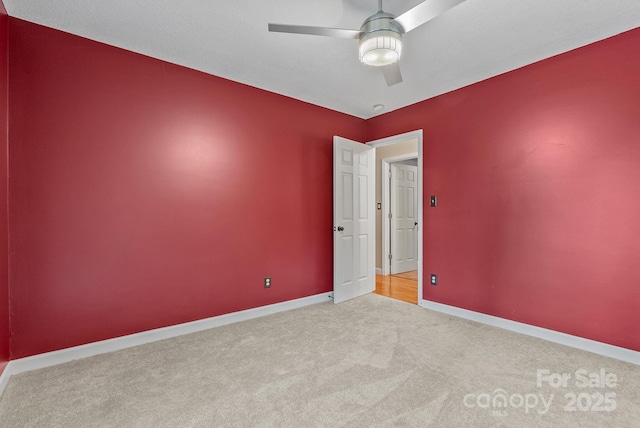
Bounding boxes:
388 157 419 275
366 131 423 305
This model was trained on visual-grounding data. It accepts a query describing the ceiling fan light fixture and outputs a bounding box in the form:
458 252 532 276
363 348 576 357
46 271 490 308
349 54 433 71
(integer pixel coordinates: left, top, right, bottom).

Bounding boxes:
359 30 402 67
269 0 469 86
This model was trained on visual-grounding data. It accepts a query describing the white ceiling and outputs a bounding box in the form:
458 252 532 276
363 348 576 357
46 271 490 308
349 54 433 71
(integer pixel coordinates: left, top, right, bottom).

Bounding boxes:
5 0 640 119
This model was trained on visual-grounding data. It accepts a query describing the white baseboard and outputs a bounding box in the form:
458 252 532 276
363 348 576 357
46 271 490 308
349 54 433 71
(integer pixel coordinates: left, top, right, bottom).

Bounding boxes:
0 362 11 397
420 299 640 366
376 268 383 275
7 292 634 400
9 292 332 376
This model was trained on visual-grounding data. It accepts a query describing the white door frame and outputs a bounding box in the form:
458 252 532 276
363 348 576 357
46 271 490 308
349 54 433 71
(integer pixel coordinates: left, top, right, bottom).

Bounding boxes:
366 130 424 303
383 153 418 275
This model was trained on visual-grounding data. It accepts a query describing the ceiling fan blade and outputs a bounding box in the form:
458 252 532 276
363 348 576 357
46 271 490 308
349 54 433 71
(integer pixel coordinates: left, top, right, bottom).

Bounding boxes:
394 0 466 33
268 23 361 39
381 63 403 87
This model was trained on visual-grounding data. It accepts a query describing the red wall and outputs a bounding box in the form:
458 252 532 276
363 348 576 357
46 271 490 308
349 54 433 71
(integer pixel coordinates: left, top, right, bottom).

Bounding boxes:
367 27 640 351
0 0 9 372
6 14 639 361
8 19 365 359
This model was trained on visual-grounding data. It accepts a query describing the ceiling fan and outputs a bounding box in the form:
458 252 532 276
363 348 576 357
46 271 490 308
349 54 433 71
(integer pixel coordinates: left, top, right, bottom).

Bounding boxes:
268 0 466 86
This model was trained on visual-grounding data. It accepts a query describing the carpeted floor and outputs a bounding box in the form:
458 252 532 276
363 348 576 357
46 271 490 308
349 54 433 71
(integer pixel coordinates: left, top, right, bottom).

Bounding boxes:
0 294 638 427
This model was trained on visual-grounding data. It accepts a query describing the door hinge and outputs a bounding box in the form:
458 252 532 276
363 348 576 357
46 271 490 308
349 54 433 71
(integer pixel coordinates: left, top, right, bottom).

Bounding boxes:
388 213 392 219
388 254 392 260
389 171 392 178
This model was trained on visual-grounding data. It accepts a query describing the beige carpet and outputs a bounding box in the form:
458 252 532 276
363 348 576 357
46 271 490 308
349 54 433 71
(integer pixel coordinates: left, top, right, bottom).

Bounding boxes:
0 294 638 427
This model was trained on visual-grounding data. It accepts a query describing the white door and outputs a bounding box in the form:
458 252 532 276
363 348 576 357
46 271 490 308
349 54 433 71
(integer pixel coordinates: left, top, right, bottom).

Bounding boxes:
333 136 375 304
390 162 418 274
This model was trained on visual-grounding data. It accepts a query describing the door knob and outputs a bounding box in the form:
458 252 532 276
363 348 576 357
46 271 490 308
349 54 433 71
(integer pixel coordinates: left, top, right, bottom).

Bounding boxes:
337 226 344 232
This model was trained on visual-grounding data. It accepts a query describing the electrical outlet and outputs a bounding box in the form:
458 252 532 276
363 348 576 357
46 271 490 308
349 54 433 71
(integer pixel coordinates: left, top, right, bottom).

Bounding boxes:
264 277 271 288
430 274 438 286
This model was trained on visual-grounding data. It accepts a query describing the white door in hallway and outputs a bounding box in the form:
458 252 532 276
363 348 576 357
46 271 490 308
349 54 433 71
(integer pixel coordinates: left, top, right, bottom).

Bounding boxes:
390 162 418 274
333 136 375 304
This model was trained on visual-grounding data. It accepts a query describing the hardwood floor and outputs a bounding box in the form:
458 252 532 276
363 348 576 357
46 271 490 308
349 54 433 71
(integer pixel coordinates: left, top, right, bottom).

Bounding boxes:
375 271 418 304
390 270 418 281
